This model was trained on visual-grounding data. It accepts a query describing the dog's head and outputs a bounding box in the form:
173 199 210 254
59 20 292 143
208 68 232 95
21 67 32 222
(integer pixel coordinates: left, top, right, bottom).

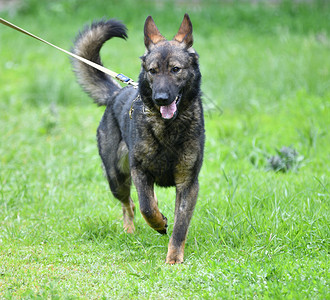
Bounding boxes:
139 14 200 120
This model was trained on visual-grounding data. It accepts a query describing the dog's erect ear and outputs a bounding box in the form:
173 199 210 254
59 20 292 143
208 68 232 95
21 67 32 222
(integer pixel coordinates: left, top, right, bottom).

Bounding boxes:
173 14 193 48
144 16 166 49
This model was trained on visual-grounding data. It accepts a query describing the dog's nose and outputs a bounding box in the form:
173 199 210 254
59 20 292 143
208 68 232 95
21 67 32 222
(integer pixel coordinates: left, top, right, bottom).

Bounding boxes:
154 92 170 105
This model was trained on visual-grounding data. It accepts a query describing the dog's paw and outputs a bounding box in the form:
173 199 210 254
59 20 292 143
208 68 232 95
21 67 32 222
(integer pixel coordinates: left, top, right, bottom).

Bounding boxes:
124 222 135 234
165 242 184 264
165 254 184 264
156 214 168 234
156 228 167 234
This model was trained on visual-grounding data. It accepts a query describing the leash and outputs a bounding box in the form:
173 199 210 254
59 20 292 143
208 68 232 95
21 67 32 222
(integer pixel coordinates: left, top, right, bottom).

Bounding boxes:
0 17 139 88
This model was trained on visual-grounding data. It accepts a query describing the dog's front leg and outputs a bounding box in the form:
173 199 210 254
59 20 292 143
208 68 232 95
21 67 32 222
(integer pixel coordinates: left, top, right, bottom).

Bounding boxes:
131 168 168 234
166 180 199 264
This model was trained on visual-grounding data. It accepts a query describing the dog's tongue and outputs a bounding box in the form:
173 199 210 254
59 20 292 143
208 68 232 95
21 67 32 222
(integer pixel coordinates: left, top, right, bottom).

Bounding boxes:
160 101 177 119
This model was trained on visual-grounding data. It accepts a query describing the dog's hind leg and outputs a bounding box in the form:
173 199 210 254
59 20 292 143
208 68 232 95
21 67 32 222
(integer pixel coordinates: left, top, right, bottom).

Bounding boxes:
121 196 135 234
116 141 135 233
131 168 168 234
97 113 135 233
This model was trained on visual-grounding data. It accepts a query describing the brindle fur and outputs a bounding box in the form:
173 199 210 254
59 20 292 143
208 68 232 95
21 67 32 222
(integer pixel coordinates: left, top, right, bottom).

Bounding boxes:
72 14 204 264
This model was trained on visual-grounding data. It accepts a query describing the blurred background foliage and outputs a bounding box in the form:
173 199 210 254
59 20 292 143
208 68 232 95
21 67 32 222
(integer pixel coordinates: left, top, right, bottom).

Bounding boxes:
0 0 329 110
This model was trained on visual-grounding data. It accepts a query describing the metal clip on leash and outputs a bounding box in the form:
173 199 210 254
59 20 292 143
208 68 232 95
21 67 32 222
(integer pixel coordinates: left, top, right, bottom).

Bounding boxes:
116 74 139 88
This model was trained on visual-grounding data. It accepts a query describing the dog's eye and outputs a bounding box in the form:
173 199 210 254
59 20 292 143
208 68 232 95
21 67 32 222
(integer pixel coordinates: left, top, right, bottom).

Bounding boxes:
148 68 157 75
171 67 181 74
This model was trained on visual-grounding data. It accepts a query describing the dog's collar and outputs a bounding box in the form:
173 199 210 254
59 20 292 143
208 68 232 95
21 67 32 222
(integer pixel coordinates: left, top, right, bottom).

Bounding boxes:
129 94 152 119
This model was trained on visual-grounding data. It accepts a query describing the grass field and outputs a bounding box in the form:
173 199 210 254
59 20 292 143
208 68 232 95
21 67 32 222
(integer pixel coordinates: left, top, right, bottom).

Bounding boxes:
0 0 329 298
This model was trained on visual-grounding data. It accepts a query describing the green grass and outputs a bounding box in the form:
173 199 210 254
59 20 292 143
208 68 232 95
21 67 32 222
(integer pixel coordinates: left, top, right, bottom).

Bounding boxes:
0 0 329 298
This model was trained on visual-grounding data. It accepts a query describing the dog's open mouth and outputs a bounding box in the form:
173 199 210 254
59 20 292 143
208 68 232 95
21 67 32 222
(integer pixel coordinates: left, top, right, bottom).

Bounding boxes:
159 93 182 120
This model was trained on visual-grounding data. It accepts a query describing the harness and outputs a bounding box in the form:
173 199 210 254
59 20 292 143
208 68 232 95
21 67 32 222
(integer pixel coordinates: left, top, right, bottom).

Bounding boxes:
129 94 153 119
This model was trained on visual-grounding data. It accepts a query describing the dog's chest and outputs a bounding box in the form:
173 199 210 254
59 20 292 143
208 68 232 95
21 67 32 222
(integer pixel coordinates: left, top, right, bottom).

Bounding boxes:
134 130 180 165
129 110 202 187
131 125 186 186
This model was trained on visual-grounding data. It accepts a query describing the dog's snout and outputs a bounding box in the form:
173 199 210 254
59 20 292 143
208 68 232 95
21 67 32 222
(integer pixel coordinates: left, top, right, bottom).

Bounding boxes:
154 92 169 100
154 92 170 105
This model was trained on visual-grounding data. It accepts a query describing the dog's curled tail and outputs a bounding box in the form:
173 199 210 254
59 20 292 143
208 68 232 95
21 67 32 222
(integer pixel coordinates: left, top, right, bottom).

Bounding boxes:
71 19 127 106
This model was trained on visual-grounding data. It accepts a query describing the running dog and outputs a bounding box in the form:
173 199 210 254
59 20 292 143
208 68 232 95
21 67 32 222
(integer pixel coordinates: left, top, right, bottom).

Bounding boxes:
72 14 204 264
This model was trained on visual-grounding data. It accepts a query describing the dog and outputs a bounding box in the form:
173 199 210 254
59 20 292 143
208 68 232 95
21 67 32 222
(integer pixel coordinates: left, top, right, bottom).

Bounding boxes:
71 14 204 264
